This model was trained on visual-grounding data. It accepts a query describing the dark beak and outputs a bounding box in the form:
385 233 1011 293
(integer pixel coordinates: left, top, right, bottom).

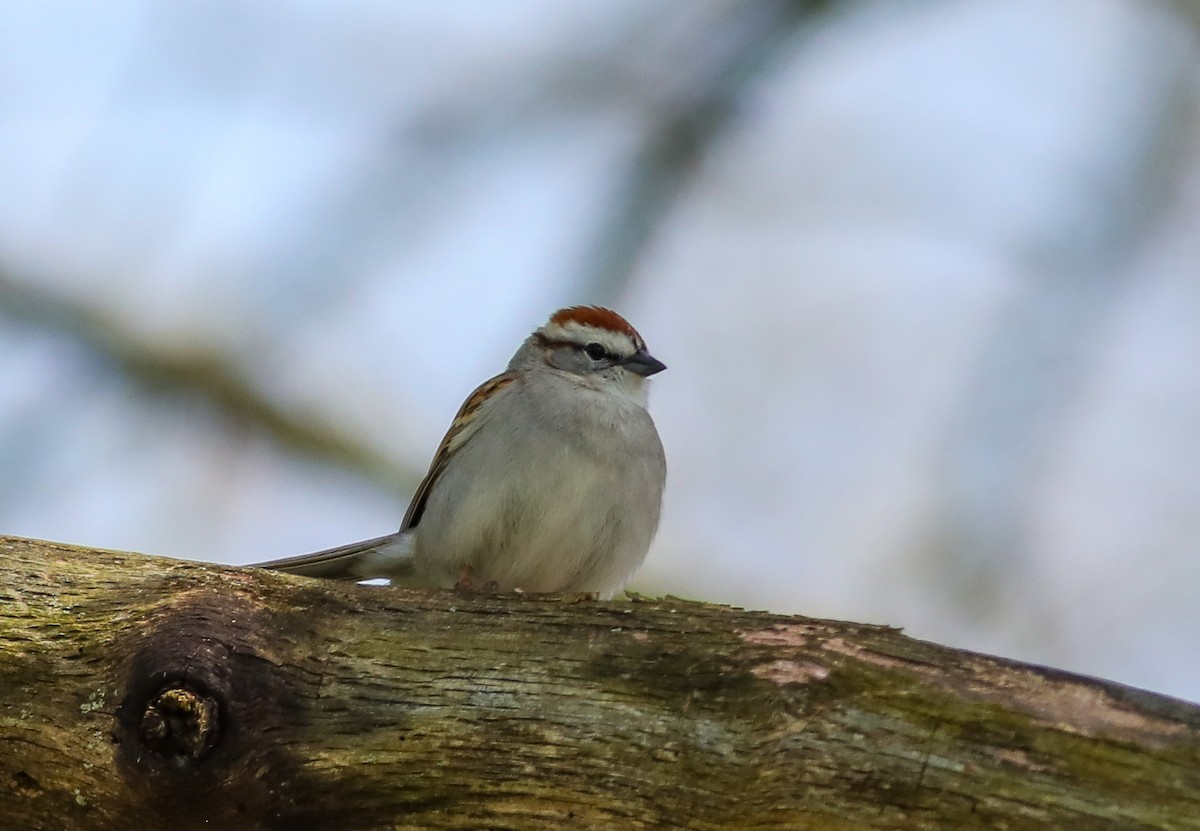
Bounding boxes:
624 347 667 377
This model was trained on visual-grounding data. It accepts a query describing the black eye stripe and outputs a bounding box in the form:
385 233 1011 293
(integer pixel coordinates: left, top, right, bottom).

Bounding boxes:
535 332 634 362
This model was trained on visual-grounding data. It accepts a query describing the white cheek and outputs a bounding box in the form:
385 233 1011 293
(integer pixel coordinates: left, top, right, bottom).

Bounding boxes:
614 371 649 405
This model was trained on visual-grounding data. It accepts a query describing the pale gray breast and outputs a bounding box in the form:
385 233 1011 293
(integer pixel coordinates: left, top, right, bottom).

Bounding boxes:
412 370 664 593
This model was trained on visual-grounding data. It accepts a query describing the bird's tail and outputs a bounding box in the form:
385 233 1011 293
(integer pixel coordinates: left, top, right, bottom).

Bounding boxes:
248 532 413 581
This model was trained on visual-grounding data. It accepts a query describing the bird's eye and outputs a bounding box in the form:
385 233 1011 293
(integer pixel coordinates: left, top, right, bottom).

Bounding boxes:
584 342 608 361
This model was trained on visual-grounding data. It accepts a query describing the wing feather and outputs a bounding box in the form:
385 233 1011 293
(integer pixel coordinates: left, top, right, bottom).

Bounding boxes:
399 372 517 531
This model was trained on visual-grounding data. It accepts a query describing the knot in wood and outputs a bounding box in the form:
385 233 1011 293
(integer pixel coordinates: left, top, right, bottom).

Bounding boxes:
139 684 220 764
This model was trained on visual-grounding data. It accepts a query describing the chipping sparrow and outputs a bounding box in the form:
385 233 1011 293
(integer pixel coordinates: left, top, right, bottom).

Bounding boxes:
252 306 666 599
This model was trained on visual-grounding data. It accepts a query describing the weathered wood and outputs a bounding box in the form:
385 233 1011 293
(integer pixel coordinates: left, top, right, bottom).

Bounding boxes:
1 534 1197 830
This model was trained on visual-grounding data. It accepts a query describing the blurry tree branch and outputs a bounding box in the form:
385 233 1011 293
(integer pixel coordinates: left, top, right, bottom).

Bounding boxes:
239 0 838 314
3 534 1199 830
0 2 838 495
576 0 834 304
0 274 414 490
1169 0 1200 33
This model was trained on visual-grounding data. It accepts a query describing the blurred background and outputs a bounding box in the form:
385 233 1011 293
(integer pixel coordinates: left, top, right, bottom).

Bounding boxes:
3 0 1200 700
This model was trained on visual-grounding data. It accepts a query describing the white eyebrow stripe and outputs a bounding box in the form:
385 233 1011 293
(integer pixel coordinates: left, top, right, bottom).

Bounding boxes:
539 321 639 356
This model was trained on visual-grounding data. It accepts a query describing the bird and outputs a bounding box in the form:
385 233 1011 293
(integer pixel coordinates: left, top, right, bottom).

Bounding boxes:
251 306 666 599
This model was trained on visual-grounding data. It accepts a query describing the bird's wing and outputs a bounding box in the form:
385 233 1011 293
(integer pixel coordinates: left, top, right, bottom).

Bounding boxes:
399 371 517 532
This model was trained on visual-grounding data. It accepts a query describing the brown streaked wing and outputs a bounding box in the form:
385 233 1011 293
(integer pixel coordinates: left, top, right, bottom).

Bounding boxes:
399 372 518 531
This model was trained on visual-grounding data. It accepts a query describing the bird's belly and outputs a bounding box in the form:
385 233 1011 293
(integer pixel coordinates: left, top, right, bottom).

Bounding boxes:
413 444 649 597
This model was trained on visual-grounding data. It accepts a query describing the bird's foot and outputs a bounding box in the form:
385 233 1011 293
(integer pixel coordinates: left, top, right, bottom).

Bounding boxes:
453 565 500 594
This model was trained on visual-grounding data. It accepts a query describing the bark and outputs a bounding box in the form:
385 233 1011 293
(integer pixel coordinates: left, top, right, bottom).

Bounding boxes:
0 534 1197 831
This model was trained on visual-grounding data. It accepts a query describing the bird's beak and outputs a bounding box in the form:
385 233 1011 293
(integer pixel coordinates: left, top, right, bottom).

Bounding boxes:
624 348 667 377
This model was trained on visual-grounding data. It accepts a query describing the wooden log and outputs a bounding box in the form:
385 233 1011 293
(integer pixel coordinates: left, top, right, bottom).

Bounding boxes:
1 534 1198 830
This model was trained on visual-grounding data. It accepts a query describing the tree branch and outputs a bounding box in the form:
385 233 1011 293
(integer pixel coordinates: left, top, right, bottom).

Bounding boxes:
575 0 834 304
0 274 415 490
1 534 1197 830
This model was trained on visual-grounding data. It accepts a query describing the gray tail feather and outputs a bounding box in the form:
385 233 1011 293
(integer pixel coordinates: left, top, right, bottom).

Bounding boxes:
248 532 412 581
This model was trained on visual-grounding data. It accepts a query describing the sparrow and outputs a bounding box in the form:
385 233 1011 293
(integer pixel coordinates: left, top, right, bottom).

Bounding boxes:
252 306 666 599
